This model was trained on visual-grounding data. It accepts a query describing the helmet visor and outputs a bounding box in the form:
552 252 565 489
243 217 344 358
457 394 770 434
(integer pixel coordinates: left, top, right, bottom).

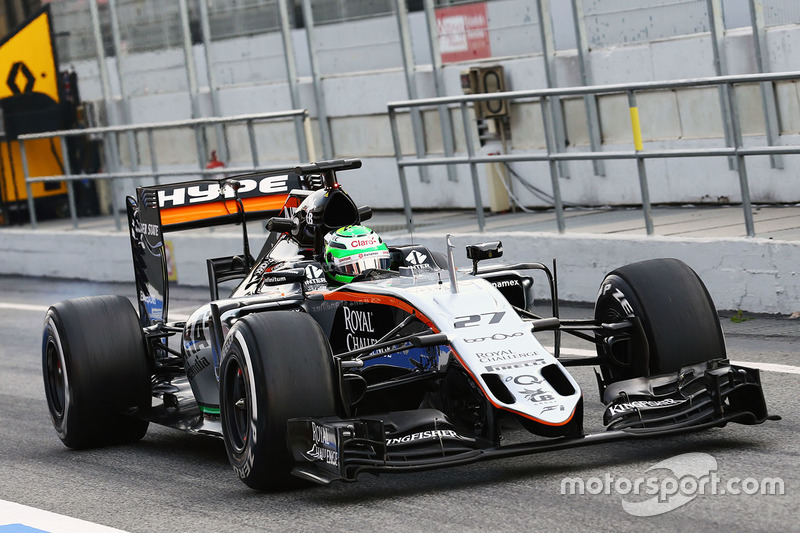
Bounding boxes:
333 250 392 276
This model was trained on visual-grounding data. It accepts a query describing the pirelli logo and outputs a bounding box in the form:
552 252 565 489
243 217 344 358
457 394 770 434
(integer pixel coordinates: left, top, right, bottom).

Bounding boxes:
157 175 290 208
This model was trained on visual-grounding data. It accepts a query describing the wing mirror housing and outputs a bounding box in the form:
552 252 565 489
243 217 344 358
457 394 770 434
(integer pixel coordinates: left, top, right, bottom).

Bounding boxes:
466 241 503 274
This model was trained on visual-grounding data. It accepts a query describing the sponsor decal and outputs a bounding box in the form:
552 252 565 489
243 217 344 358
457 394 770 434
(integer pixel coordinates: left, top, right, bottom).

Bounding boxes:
404 250 432 270
505 374 543 385
140 291 163 321
540 405 566 415
406 250 428 265
183 311 211 356
386 429 472 446
349 237 378 248
607 398 687 416
133 220 160 237
476 350 544 364
157 175 290 208
253 262 269 278
186 356 211 380
343 307 376 351
306 422 339 467
519 387 556 403
485 358 547 372
491 279 520 289
464 331 523 343
304 264 327 289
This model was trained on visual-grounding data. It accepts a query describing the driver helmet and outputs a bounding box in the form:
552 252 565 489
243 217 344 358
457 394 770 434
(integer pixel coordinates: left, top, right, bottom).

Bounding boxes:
323 225 391 283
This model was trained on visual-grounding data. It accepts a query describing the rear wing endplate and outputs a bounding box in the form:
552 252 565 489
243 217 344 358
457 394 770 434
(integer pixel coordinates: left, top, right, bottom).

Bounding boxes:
126 169 303 326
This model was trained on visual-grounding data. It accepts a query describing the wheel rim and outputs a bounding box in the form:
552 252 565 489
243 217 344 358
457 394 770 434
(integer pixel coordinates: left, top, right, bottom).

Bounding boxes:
223 358 250 454
45 336 66 420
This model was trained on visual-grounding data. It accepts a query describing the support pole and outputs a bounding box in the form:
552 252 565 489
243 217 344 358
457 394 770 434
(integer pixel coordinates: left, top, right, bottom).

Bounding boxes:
179 0 208 169
89 0 122 230
725 82 756 237
424 0 458 182
277 0 308 159
536 0 569 178
108 0 139 178
540 97 565 233
749 0 783 169
198 0 228 164
707 0 738 171
627 91 653 235
395 0 429 183
301 0 334 159
571 0 605 176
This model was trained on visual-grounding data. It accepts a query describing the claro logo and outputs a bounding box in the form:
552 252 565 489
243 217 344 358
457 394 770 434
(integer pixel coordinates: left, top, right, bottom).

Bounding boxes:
157 176 290 208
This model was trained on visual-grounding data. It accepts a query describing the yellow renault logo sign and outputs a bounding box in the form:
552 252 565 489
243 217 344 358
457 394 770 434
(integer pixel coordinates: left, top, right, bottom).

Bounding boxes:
0 8 58 103
6 61 36 95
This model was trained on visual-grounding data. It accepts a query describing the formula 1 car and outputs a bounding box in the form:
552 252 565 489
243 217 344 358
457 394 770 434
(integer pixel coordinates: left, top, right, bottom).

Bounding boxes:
42 159 773 490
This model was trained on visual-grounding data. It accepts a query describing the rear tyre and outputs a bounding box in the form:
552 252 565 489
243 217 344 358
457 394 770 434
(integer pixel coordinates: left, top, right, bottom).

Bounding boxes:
219 311 337 490
594 258 726 383
42 295 151 448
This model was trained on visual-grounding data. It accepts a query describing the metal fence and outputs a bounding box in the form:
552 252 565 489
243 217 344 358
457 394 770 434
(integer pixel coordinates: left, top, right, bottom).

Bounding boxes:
45 0 800 172
19 109 312 231
388 71 800 237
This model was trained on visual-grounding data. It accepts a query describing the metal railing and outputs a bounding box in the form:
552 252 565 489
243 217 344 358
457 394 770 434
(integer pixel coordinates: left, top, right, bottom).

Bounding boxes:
19 109 312 231
388 70 800 237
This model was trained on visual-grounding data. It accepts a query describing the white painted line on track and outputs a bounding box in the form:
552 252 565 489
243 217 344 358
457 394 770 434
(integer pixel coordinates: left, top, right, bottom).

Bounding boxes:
0 303 48 313
729 361 800 375
548 346 800 375
0 500 127 533
544 345 596 358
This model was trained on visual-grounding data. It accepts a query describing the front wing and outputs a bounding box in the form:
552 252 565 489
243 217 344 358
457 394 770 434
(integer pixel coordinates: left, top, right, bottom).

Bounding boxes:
286 362 771 484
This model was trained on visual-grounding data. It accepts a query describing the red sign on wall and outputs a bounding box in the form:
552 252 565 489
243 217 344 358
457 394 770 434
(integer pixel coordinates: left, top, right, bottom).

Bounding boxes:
436 2 491 64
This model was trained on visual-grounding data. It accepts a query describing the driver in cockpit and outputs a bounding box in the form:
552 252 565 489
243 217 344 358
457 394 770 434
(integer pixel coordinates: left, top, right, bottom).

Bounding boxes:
322 225 392 284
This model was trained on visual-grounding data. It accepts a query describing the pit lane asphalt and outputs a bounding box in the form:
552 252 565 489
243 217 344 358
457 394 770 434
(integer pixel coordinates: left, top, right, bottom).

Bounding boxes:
0 275 796 532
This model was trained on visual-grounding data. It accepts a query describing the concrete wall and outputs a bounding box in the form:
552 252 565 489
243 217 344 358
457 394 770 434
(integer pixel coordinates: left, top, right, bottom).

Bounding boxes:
1 226 797 315
66 6 800 211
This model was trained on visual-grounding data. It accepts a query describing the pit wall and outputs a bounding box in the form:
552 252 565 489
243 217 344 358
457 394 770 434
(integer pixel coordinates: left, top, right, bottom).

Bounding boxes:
1 227 797 315
69 9 800 210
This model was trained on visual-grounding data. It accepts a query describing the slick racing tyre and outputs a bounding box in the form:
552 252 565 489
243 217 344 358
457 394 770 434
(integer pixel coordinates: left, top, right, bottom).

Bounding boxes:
594 258 726 383
42 295 151 449
219 311 337 490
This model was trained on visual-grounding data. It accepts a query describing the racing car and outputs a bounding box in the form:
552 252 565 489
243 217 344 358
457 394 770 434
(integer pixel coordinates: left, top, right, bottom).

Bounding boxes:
42 158 773 490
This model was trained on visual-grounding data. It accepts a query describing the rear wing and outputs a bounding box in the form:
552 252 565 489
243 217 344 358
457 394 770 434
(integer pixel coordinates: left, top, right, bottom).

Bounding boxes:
126 168 304 327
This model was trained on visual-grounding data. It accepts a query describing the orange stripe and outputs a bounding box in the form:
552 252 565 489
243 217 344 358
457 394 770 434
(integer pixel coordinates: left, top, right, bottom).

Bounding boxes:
326 290 576 426
323 291 438 332
160 195 288 227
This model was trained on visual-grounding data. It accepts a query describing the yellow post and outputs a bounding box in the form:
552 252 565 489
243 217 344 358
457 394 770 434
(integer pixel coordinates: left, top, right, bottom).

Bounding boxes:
629 106 644 151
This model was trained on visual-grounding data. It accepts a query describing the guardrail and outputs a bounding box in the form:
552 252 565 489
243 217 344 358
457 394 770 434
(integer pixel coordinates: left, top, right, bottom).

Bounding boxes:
388 71 800 237
19 109 311 230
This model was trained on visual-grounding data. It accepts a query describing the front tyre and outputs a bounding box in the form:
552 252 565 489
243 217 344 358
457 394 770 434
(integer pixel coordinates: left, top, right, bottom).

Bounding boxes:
42 295 151 449
219 311 337 490
594 258 726 383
